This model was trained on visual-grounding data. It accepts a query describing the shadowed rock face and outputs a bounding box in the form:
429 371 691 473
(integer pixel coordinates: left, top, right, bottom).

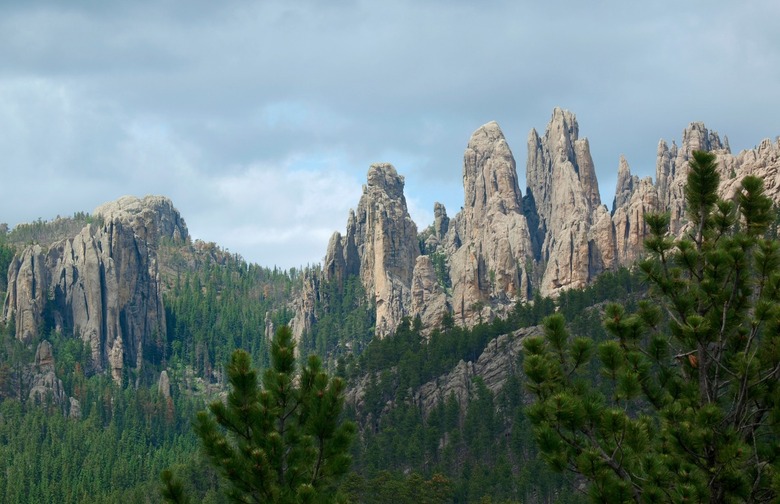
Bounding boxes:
525 108 615 297
2 195 187 384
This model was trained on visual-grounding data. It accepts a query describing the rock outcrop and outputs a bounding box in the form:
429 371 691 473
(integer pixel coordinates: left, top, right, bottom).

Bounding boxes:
295 109 780 342
322 163 419 338
654 123 731 235
410 255 449 331
525 108 615 297
611 123 780 261
2 195 187 383
28 340 68 412
345 325 541 419
413 325 540 417
289 272 319 348
611 157 658 264
444 121 533 324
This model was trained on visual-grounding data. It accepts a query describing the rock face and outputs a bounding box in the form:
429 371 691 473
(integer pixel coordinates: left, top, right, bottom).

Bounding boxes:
345 325 541 419
322 163 419 338
410 255 449 331
445 121 533 324
28 340 67 409
525 108 615 297
289 273 319 347
413 326 540 417
297 108 780 342
654 123 731 235
611 157 658 265
158 370 172 400
611 123 780 262
2 195 187 383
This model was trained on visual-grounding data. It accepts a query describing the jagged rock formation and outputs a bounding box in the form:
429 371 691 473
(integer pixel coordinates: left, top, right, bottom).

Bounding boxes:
410 255 449 331
69 397 82 420
654 123 731 235
444 121 533 324
158 370 172 399
345 325 541 419
306 109 779 341
322 163 419 338
525 108 615 296
289 273 319 347
611 123 780 262
28 340 67 408
2 195 187 383
28 339 81 418
413 325 540 417
611 157 658 265
719 136 780 200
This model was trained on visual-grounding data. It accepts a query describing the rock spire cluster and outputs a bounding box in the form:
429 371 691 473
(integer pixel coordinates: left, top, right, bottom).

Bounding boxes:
294 108 780 338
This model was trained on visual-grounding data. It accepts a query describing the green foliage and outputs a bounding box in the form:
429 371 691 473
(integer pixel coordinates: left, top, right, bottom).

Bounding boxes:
0 375 202 503
524 151 780 502
303 275 375 365
5 212 103 248
0 230 14 296
430 251 451 289
165 326 355 503
164 259 296 376
342 471 454 503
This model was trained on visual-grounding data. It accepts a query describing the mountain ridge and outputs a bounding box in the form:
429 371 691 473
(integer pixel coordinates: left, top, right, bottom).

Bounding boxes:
3 108 780 379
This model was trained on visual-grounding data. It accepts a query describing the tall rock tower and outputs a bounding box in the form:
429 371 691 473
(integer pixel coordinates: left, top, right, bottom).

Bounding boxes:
444 121 533 324
524 108 615 297
322 163 419 338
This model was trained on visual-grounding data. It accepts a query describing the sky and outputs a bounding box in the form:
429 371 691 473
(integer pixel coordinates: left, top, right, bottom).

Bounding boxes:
1 1 778 268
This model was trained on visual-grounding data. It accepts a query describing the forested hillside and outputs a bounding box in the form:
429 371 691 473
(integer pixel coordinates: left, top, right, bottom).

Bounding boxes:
0 209 644 503
2 112 780 502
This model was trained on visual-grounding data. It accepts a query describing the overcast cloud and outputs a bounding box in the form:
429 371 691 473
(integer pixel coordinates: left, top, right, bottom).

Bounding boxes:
1 1 778 267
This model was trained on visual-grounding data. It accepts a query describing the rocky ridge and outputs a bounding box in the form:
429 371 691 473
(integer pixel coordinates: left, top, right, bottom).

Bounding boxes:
294 108 780 340
2 195 188 383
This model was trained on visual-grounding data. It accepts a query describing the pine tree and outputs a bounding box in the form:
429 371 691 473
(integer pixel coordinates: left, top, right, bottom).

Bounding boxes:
523 151 780 502
163 326 355 503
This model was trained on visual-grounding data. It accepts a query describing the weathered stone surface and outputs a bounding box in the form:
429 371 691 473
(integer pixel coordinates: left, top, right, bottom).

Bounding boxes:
2 195 183 384
717 137 780 202
158 370 172 399
411 255 449 332
28 340 67 408
69 397 82 420
289 272 318 349
323 163 419 338
34 339 56 373
346 325 541 419
525 108 614 296
93 195 189 244
433 202 449 241
655 123 730 235
308 110 780 341
611 161 658 265
3 245 48 343
446 121 533 325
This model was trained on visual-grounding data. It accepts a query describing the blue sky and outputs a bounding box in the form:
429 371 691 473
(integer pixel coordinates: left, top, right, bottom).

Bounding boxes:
1 1 778 267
